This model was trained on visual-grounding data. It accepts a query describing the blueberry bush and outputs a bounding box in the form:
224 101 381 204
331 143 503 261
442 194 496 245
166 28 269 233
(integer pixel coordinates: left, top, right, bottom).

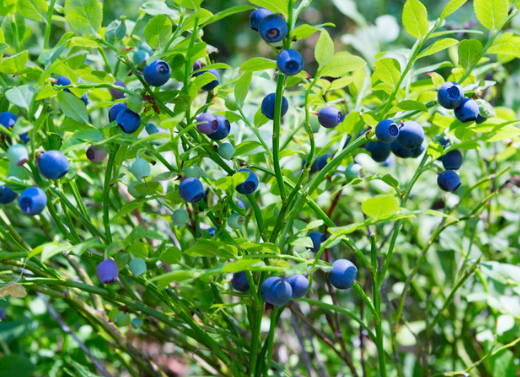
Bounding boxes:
1 0 520 376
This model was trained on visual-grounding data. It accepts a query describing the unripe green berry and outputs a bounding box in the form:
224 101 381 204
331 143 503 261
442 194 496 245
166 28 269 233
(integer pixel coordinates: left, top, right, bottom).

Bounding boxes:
8 144 28 166
116 312 131 327
129 257 146 277
184 165 202 179
225 96 238 111
345 163 362 181
132 317 143 329
218 143 235 160
172 208 188 226
131 158 150 179
228 213 245 229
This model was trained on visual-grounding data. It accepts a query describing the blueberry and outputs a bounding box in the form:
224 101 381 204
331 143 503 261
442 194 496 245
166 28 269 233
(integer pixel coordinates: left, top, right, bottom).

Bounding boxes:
172 208 188 226
397 121 424 149
179 177 205 203
437 135 451 148
318 106 342 129
110 81 126 100
410 144 425 158
454 98 479 123
232 271 250 292
8 144 28 166
19 187 47 216
145 123 159 135
228 213 245 229
86 145 108 163
345 163 362 180
109 103 127 123
207 227 216 237
365 141 391 162
218 143 235 160
317 154 332 171
207 114 231 141
116 107 141 134
128 181 146 199
375 119 399 143
308 232 326 253
437 170 461 192
0 111 17 136
260 276 292 307
19 132 29 144
96 259 119 284
38 150 69 180
133 49 150 66
0 307 5 321
437 81 464 109
0 186 18 204
476 114 487 124
235 168 258 195
184 165 202 179
143 60 171 87
196 113 219 135
328 259 358 289
277 49 304 76
441 149 463 170
286 274 309 299
57 76 88 105
236 197 246 209
390 140 413 158
131 158 150 179
250 8 272 31
139 42 154 55
261 93 288 120
195 69 220 91
192 61 203 71
258 14 288 43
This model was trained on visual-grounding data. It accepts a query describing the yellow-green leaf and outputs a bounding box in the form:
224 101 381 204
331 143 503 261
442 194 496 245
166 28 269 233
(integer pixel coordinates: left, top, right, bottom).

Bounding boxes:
361 195 400 220
474 0 508 31
374 57 401 89
402 0 429 39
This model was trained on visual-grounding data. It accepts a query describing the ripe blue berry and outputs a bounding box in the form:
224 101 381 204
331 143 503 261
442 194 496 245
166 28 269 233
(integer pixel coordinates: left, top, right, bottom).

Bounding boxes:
437 170 461 192
441 149 463 170
207 114 231 141
179 177 205 203
128 181 146 199
236 197 246 209
390 140 413 158
207 227 216 237
235 168 259 195
318 106 342 129
258 14 288 43
437 135 451 149
277 49 304 76
86 145 108 163
109 103 126 123
19 187 47 216
228 213 245 229
172 208 189 226
184 165 202 179
0 186 18 204
96 259 119 284
145 123 159 135
365 141 391 162
0 111 17 135
261 93 288 120
143 60 171 87
454 98 479 123
410 144 425 158
345 163 362 180
375 119 399 143
476 114 487 124
110 81 126 100
218 143 235 160
133 49 149 66
196 69 220 91
232 271 250 292
397 121 424 149
196 113 218 135
260 276 292 307
250 8 272 31
437 81 464 109
0 307 5 321
317 154 332 171
131 158 150 179
308 232 326 253
328 259 358 290
8 144 28 166
57 76 88 105
116 107 141 134
286 274 309 299
19 132 29 144
38 150 69 180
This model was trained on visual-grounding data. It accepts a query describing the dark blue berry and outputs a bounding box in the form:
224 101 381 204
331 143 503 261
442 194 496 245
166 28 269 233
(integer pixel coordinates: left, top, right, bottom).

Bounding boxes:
207 114 231 140
236 168 258 195
437 135 451 148
410 144 425 158
476 114 487 124
179 177 205 203
317 154 332 171
109 103 126 123
441 149 463 170
260 276 292 307
286 274 309 299
308 232 326 253
110 81 126 100
143 60 171 87
390 140 413 158
261 93 288 120
96 259 119 284
250 8 272 31
19 187 47 216
116 107 141 134
0 307 5 321
38 150 69 180
328 259 358 290
207 227 216 237
397 121 424 149
437 81 464 109
196 113 219 134
454 98 479 123
318 106 342 129
57 76 88 105
365 141 391 162
232 271 250 292
0 112 17 136
258 14 288 43
376 119 399 143
19 132 29 144
437 170 461 192
277 49 304 76
0 186 18 204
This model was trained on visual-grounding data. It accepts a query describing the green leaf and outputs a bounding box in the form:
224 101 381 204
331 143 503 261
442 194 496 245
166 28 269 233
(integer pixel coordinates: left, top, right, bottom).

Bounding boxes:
64 0 102 36
417 38 458 59
397 100 428 112
374 57 401 89
315 30 334 68
291 237 314 248
488 33 520 57
440 0 468 20
402 0 429 39
474 0 508 31
0 50 27 74
5 85 34 111
291 23 335 41
155 271 196 290
202 5 255 27
240 57 276 72
74 128 104 142
361 195 400 220
0 0 16 16
428 72 445 89
144 15 172 50
16 0 47 23
248 0 288 15
222 259 264 273
58 91 88 124
140 1 179 17
320 52 367 78
161 246 182 264
458 39 483 72
233 141 262 156
0 355 35 377
28 241 71 261
235 71 252 108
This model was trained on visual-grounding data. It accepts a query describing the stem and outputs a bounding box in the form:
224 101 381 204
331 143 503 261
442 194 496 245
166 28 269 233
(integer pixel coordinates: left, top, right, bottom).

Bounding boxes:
103 145 119 244
272 74 287 204
371 233 387 377
44 0 56 50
